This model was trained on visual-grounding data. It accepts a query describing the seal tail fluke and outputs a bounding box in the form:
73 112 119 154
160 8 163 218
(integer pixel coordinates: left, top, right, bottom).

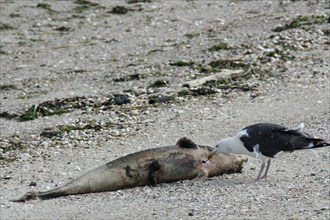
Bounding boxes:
10 186 72 202
10 191 41 203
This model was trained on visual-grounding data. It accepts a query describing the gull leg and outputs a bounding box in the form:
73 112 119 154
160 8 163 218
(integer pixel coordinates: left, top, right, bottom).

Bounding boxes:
256 161 265 181
260 159 271 179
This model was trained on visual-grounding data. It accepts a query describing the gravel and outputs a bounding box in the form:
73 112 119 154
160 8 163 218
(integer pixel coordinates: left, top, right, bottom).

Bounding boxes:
0 0 329 219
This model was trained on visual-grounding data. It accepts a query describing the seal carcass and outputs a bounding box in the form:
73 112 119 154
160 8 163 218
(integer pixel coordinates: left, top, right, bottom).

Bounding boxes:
11 137 247 202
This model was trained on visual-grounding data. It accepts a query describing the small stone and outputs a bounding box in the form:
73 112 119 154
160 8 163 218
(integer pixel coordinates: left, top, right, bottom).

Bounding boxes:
29 182 37 187
114 95 130 105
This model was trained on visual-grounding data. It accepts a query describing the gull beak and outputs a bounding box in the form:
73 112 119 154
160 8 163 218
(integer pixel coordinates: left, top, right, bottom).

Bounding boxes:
207 151 217 160
202 149 218 163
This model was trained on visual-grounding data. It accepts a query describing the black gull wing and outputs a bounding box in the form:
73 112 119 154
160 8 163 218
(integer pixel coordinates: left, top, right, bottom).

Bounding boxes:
239 123 328 158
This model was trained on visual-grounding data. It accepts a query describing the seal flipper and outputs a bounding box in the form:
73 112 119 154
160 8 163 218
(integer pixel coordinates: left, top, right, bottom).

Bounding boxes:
193 170 208 181
176 137 198 149
10 191 40 203
125 165 135 178
148 160 161 185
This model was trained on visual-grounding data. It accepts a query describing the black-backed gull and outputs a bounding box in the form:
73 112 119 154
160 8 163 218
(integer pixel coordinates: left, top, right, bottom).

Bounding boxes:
208 123 329 180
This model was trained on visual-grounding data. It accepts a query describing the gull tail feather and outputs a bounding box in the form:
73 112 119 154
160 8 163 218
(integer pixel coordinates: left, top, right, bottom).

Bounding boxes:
304 138 330 149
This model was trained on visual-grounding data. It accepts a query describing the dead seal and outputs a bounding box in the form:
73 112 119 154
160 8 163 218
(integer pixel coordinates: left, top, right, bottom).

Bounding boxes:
11 137 247 202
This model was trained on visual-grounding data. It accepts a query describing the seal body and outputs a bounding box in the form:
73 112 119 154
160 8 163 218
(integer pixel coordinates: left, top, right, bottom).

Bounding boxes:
11 138 247 202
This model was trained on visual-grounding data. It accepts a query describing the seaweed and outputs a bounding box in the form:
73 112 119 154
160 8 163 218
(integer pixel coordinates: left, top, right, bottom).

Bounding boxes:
184 32 201 39
74 0 99 6
203 79 230 88
18 97 91 121
0 112 18 120
176 87 217 97
0 84 17 90
194 64 214 73
16 95 133 121
19 104 69 121
54 26 71 32
110 6 129 14
208 59 249 70
169 61 195 67
57 124 101 132
208 41 230 51
190 87 217 96
322 29 330 36
114 73 145 82
259 47 295 63
148 80 169 88
0 23 14 30
9 13 20 18
127 0 152 3
273 15 327 32
0 139 24 154
37 3 56 13
73 0 103 12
